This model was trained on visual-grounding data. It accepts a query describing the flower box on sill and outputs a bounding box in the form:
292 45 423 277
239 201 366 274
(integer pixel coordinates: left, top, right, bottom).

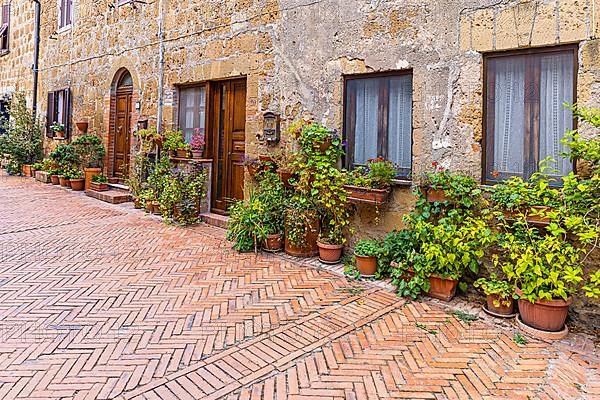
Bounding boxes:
343 185 390 205
502 206 553 227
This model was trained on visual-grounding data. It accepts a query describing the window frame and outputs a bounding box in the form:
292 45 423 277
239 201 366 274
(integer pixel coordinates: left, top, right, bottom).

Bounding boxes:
176 83 208 144
343 70 414 179
58 0 72 30
482 44 578 185
46 88 71 139
0 3 9 54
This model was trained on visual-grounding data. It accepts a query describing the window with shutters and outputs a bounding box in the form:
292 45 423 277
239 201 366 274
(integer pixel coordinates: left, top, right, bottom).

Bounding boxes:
46 89 71 138
484 46 577 183
344 72 413 179
58 0 72 29
177 85 207 143
0 3 9 54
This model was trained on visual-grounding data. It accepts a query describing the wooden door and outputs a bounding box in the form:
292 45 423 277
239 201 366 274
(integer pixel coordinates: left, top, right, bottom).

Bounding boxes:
210 78 246 213
113 92 132 179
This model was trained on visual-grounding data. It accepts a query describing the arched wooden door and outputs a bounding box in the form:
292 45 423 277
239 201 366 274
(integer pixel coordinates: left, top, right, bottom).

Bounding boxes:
111 70 133 180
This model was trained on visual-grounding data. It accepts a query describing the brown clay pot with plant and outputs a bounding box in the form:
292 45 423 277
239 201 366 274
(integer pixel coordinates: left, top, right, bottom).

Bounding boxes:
284 209 319 258
515 288 572 332
58 175 69 187
317 241 344 263
264 234 283 252
474 275 516 316
70 179 85 191
427 275 458 301
353 239 379 277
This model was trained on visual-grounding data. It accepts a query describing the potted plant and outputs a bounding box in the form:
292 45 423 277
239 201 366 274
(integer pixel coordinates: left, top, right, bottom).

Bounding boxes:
412 215 495 301
90 174 109 191
474 274 517 316
69 169 85 191
354 239 380 277
51 122 66 139
256 171 286 252
190 129 206 159
227 194 268 252
163 130 190 158
241 156 263 178
284 196 320 257
72 134 106 190
421 163 481 208
495 226 598 332
49 168 61 185
58 171 70 187
343 157 396 204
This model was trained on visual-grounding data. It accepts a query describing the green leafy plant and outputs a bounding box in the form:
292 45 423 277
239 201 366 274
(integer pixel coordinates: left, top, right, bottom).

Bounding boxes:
284 195 319 247
49 144 79 168
72 134 106 168
227 192 268 252
513 333 528 345
474 274 516 308
50 122 65 133
157 162 207 225
345 157 397 189
0 92 43 168
92 174 108 183
447 310 479 325
354 239 380 257
162 130 190 152
422 163 481 208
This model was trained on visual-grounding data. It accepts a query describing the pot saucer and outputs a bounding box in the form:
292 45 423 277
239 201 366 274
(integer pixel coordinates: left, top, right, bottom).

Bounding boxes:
318 258 341 265
482 304 518 319
263 248 282 253
515 314 569 340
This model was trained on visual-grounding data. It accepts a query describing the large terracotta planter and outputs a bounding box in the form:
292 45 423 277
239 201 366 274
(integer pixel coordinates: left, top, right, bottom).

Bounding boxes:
50 175 60 185
70 179 85 191
58 176 69 187
516 288 572 332
426 188 450 203
427 275 458 301
355 254 377 276
21 164 32 177
84 168 102 190
284 218 319 257
486 294 515 316
264 234 283 252
317 242 343 263
344 185 390 205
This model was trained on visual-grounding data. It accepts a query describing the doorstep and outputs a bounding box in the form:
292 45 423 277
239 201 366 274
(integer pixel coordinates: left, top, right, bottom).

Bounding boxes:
200 213 229 229
86 189 131 204
107 183 130 194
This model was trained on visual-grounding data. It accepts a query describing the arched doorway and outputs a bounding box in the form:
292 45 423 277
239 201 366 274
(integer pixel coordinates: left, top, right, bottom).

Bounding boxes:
110 69 133 181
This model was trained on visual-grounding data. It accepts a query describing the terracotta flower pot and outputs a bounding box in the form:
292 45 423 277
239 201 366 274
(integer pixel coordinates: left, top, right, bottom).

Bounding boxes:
284 218 320 258
145 201 153 213
343 185 390 205
191 149 204 159
264 234 283 252
246 164 260 177
70 179 85 191
318 139 332 153
355 254 377 277
317 242 343 263
278 170 295 187
176 148 190 158
90 182 108 192
515 288 572 332
84 168 102 190
55 131 65 139
134 197 142 209
21 164 32 177
51 175 60 185
426 188 450 203
76 121 88 133
152 201 162 215
427 275 458 301
486 294 515 316
58 176 69 187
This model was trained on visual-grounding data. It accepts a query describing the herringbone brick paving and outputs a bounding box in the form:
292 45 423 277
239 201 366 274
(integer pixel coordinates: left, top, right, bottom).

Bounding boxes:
0 172 597 399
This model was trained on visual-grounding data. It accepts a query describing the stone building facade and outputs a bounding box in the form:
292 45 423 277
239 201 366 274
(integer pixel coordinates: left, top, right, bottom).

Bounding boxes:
0 1 599 322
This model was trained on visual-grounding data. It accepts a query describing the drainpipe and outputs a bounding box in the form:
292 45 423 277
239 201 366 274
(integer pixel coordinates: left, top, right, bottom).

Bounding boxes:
156 0 165 134
32 0 41 118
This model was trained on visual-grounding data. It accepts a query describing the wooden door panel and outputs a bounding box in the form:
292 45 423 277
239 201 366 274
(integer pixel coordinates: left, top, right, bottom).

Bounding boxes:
113 93 132 179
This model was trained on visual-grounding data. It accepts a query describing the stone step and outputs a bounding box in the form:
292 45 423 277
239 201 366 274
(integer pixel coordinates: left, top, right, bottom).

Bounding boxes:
200 213 229 229
86 189 131 204
107 183 130 193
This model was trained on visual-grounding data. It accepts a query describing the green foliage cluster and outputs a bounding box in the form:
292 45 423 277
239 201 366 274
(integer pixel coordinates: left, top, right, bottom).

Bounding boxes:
0 92 43 169
474 274 516 307
354 239 380 257
422 163 481 208
162 130 190 152
345 157 397 189
91 174 108 183
72 134 106 169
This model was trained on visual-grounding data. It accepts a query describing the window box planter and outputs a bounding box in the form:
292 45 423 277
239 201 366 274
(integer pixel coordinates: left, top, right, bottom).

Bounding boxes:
90 182 109 192
355 254 377 277
502 206 553 226
343 185 390 205
50 174 60 185
58 175 69 187
427 275 458 301
70 179 85 191
55 131 65 139
515 288 572 332
264 234 283 252
426 188 451 203
317 242 343 264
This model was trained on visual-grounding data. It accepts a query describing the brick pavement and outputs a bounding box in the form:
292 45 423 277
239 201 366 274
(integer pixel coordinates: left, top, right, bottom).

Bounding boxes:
0 172 598 399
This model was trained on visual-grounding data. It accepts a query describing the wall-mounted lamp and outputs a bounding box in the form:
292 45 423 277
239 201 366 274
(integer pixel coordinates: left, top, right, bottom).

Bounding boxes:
261 111 280 145
49 31 58 40
135 101 141 111
137 118 148 131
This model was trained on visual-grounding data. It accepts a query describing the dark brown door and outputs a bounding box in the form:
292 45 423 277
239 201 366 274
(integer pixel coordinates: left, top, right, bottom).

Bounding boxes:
113 90 132 179
210 78 246 213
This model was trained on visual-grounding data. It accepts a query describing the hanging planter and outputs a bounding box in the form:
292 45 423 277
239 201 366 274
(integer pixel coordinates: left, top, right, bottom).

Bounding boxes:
426 188 451 203
344 185 390 205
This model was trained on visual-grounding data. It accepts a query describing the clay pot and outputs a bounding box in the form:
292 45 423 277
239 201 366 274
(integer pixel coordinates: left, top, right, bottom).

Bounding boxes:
84 168 102 190
486 294 515 316
176 148 190 158
76 121 88 133
246 164 260 177
90 182 108 192
70 179 85 191
427 275 458 301
264 234 283 252
55 131 65 139
21 164 32 177
355 254 377 276
58 176 69 187
317 242 344 263
191 149 204 159
145 201 153 213
134 198 142 209
284 217 320 258
50 175 60 185
426 188 450 203
318 139 332 153
516 288 572 332
278 170 295 187
152 201 161 215
344 185 390 205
